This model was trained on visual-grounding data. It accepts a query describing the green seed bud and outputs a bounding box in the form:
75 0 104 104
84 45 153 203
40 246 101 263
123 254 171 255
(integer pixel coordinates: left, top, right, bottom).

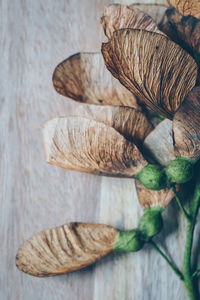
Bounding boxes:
114 229 144 252
165 157 194 184
139 207 163 239
136 164 167 190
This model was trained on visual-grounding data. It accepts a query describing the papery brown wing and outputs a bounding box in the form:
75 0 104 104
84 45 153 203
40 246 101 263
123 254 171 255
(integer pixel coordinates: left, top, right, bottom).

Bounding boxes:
16 223 119 277
102 29 197 119
159 8 200 59
136 180 175 208
43 117 147 177
74 104 153 145
129 3 168 24
137 119 176 208
168 0 200 18
52 52 139 109
143 119 175 165
101 4 164 40
173 86 200 160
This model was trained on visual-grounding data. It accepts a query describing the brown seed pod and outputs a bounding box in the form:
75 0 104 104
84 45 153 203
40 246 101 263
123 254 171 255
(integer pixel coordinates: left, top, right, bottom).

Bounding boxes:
101 4 164 40
129 3 168 24
173 86 200 160
102 29 197 119
168 0 200 18
159 8 200 59
43 116 147 177
74 104 153 145
52 52 139 109
16 223 119 277
136 180 175 208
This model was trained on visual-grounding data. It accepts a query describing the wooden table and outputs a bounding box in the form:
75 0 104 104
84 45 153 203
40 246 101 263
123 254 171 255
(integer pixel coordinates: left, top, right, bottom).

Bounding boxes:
1 0 199 299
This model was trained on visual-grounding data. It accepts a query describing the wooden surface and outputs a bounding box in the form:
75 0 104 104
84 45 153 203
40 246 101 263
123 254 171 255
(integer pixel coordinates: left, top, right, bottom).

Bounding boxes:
0 0 199 299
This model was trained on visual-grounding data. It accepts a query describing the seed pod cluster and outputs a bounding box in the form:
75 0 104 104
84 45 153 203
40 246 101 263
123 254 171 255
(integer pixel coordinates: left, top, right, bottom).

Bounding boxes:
16 1 200 282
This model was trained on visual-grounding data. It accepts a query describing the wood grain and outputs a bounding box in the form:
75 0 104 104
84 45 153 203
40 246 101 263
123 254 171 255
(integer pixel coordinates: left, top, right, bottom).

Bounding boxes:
0 0 199 300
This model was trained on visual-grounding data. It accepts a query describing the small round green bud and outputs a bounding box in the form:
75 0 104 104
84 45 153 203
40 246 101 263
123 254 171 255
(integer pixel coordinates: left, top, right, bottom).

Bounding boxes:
139 207 163 239
114 229 144 252
165 157 194 184
136 164 167 190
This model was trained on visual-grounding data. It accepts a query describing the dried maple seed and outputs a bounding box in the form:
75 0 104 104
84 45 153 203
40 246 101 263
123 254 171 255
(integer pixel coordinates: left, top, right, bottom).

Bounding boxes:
74 104 153 145
52 52 139 109
129 3 168 24
136 164 168 191
16 223 147 277
43 116 148 177
173 86 200 160
16 223 119 277
101 4 164 40
136 119 177 208
139 207 163 239
114 229 144 252
168 0 200 18
102 29 198 119
159 8 200 62
136 180 175 208
165 157 194 184
143 119 175 166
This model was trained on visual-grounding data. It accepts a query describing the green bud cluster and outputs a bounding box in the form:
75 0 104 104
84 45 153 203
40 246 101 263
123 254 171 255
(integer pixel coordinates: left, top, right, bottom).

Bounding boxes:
136 157 194 190
114 207 163 253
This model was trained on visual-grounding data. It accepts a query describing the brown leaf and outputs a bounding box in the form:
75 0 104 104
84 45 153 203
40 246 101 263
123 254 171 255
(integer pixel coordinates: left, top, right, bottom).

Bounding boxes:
74 104 153 145
136 180 175 208
43 117 147 177
101 4 164 40
168 0 200 18
173 86 200 160
129 3 168 24
52 52 139 109
16 223 119 277
159 8 200 59
102 29 197 119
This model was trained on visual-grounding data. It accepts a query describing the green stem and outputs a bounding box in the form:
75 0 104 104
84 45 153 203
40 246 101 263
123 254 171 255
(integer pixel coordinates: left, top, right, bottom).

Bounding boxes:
192 268 200 278
172 185 191 221
184 220 196 300
183 167 200 300
149 239 184 281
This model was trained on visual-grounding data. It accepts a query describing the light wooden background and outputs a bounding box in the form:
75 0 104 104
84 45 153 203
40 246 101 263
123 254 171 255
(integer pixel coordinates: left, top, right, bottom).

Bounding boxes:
1 0 199 299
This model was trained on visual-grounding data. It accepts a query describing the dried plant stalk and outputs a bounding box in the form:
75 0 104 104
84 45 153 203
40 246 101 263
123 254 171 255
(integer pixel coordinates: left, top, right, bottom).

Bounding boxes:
16 223 119 277
101 4 164 40
168 0 200 18
102 29 197 119
43 117 147 177
173 86 200 160
53 53 139 109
